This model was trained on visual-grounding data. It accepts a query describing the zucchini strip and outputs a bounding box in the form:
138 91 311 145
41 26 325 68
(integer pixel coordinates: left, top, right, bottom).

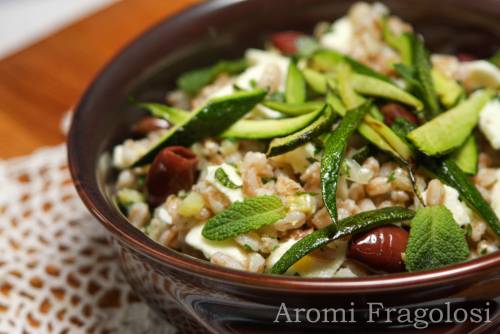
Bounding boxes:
262 100 323 116
334 65 415 162
351 73 423 110
321 102 370 223
132 89 266 166
222 105 324 139
285 62 306 104
310 49 392 83
407 90 494 156
270 207 416 274
303 68 328 94
266 104 335 157
451 135 478 175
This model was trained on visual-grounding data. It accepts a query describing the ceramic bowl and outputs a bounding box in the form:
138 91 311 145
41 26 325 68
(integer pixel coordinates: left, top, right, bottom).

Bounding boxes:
68 0 500 332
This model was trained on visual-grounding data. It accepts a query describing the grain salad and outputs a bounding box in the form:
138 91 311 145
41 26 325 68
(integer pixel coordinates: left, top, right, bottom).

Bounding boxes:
111 2 500 277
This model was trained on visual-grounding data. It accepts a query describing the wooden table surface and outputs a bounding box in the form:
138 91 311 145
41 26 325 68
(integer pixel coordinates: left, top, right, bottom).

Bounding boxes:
0 0 199 159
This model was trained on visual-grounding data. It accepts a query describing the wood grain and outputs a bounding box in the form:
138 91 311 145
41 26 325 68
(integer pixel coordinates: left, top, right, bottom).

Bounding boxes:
0 0 199 158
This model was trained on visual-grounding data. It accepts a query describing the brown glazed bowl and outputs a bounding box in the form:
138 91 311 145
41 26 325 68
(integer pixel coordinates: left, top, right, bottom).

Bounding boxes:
68 0 500 333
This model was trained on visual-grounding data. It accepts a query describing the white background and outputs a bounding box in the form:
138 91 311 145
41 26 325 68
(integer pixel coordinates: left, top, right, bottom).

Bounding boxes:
0 0 117 59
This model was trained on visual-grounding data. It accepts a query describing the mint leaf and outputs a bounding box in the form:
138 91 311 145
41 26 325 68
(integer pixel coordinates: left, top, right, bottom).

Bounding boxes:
215 167 241 189
405 206 469 272
202 195 287 241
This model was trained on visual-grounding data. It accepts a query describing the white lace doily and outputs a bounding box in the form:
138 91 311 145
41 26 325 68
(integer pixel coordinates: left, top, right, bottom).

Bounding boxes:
0 144 177 334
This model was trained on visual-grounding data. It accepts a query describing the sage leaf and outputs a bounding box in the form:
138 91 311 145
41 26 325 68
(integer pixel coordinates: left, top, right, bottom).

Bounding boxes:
215 167 241 189
202 195 287 241
405 206 469 272
270 207 415 274
321 102 370 223
413 35 441 118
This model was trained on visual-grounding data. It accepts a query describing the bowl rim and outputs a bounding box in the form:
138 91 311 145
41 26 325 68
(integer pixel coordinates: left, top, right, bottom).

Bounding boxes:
68 0 500 293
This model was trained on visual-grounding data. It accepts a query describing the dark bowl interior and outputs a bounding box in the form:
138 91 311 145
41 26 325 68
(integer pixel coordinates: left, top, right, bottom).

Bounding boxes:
68 0 500 290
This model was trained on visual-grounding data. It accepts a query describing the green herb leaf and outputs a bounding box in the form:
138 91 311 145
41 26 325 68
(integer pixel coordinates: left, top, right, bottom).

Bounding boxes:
215 167 241 189
177 58 248 94
202 195 287 241
285 62 306 104
426 157 500 236
321 102 370 223
135 102 190 125
270 207 415 274
404 206 469 272
410 34 441 119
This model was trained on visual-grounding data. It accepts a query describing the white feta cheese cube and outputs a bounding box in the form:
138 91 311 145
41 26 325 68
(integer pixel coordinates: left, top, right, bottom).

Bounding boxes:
479 100 500 150
320 17 353 54
185 224 249 264
422 185 472 226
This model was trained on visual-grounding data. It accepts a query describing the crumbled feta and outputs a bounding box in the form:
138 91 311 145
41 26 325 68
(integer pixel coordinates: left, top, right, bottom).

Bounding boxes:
320 17 353 54
270 143 316 174
422 185 472 226
185 224 249 264
265 238 347 278
209 49 290 99
154 206 173 225
205 163 244 203
479 100 500 149
457 60 500 90
265 238 297 269
442 186 472 226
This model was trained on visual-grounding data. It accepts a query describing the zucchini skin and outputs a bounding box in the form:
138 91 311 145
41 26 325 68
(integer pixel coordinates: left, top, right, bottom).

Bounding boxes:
262 100 323 116
270 207 415 275
221 105 323 140
285 62 306 104
266 104 335 157
132 89 266 166
321 102 370 223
